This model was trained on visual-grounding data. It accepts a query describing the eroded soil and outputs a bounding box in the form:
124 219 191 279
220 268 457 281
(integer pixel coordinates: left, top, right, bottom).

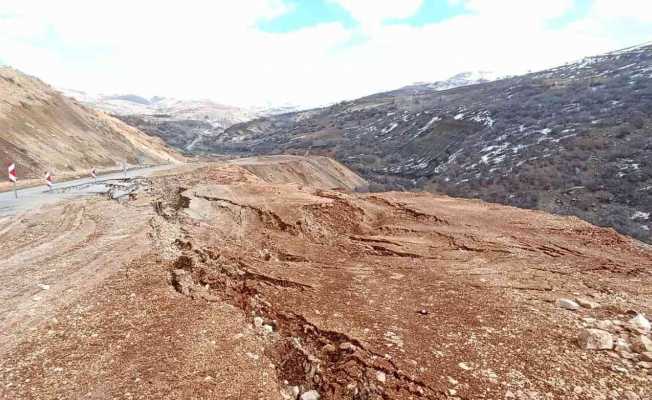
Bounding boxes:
1 157 651 400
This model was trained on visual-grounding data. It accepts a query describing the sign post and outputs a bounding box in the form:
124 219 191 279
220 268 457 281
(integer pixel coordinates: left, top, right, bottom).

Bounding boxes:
91 167 97 182
8 162 17 198
45 171 53 191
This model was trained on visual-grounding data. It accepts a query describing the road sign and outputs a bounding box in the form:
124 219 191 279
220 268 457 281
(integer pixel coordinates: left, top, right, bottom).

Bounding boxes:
8 162 17 198
8 163 16 183
45 171 53 190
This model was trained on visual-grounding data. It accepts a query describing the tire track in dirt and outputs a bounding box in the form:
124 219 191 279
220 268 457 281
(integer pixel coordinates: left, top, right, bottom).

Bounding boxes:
0 197 157 353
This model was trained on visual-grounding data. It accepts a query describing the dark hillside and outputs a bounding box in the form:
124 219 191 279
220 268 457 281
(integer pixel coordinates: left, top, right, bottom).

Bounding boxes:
198 43 652 243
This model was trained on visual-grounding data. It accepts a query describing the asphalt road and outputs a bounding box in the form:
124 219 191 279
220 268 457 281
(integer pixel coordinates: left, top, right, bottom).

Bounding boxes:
0 164 176 217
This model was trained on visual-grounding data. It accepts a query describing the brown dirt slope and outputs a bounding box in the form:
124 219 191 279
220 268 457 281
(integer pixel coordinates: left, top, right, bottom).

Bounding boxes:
0 67 182 178
230 155 368 191
0 156 650 400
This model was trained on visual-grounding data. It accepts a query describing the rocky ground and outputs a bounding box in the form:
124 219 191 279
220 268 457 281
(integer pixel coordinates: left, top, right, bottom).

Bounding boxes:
0 156 650 399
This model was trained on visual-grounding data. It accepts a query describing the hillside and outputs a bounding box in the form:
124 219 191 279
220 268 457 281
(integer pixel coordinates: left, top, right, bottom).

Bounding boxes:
1 158 651 399
0 68 181 179
206 43 652 244
83 71 494 154
62 89 262 152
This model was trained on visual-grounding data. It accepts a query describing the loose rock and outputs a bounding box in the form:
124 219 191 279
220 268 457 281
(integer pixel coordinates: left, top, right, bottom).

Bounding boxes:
171 269 193 296
596 320 615 332
632 335 652 353
339 342 356 352
629 314 651 332
624 391 640 400
615 338 632 353
558 298 580 311
300 390 320 400
578 329 613 350
576 298 600 309
458 362 472 370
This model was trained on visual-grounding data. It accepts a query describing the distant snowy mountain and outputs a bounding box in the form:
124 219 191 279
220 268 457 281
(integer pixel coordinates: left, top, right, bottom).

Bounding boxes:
60 89 309 152
60 89 257 129
59 89 268 152
427 71 504 90
402 71 504 93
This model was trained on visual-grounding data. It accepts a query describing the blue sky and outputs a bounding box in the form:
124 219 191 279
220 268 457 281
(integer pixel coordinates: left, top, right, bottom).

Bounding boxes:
258 0 470 32
1 0 651 107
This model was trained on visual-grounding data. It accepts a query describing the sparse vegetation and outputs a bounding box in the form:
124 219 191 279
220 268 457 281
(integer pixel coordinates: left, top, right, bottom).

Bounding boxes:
201 44 652 243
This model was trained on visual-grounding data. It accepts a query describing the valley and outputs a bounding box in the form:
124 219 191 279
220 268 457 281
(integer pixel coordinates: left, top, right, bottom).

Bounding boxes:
1 24 651 400
199 43 652 244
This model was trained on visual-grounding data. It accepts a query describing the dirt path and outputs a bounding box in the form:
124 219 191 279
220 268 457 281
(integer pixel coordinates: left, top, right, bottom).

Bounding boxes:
0 157 650 399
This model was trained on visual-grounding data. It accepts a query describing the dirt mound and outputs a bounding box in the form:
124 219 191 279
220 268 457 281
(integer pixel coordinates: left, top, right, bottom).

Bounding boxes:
229 155 368 191
0 67 182 179
0 159 651 399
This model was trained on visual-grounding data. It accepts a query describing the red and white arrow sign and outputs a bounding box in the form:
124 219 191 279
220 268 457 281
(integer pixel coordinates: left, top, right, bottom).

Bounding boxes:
45 171 53 188
8 163 16 183
91 167 96 178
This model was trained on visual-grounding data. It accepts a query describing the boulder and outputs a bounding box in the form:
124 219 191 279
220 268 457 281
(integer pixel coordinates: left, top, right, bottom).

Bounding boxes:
578 329 613 350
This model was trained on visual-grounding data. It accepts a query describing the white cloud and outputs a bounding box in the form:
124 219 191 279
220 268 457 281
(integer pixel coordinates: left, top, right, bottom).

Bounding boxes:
329 0 423 27
455 0 573 21
590 0 652 21
0 0 651 108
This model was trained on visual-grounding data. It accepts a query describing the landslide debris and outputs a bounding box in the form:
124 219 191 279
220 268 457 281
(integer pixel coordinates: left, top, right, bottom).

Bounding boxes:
1 157 651 399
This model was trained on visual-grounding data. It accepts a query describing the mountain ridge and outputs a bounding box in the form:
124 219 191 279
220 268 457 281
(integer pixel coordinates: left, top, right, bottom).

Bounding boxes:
201 43 652 244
